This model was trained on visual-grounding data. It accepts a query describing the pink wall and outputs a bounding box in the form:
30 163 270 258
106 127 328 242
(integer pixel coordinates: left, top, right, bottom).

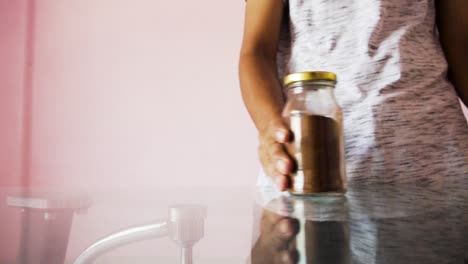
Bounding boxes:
9 0 468 191
29 0 257 190
0 0 26 186
0 1 27 262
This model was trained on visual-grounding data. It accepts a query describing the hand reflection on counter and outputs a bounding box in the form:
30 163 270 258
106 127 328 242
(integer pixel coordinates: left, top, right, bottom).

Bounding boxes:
251 197 351 264
251 202 300 264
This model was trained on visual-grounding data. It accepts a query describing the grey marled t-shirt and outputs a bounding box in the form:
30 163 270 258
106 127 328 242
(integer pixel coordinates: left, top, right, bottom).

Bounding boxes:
260 0 468 186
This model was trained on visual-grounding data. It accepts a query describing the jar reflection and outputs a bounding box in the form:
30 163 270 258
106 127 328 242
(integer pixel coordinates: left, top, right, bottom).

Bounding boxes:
251 196 350 264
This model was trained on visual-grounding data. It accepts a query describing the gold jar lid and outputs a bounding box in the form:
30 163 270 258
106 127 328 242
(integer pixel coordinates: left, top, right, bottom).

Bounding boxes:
284 71 337 86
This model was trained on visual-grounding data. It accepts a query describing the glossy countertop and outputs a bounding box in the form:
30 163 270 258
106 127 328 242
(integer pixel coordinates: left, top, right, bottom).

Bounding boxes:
1 176 467 264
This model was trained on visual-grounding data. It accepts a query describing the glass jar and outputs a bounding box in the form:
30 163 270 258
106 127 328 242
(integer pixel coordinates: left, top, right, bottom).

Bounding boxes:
282 71 346 196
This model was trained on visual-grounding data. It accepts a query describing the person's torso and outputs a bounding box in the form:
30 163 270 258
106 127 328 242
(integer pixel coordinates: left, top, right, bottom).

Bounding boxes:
276 0 468 182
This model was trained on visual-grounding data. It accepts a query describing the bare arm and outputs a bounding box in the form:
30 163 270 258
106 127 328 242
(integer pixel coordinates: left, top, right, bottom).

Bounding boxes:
239 0 285 131
436 0 468 107
239 0 293 190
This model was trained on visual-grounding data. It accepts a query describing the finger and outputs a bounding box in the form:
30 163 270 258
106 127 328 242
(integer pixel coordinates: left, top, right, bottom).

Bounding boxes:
274 175 289 191
260 210 283 234
277 218 294 236
285 248 300 264
265 168 288 191
276 159 292 175
279 251 298 264
287 218 300 236
270 119 291 143
271 144 293 174
271 234 293 252
268 170 283 189
275 129 290 143
275 218 300 237
260 145 290 191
